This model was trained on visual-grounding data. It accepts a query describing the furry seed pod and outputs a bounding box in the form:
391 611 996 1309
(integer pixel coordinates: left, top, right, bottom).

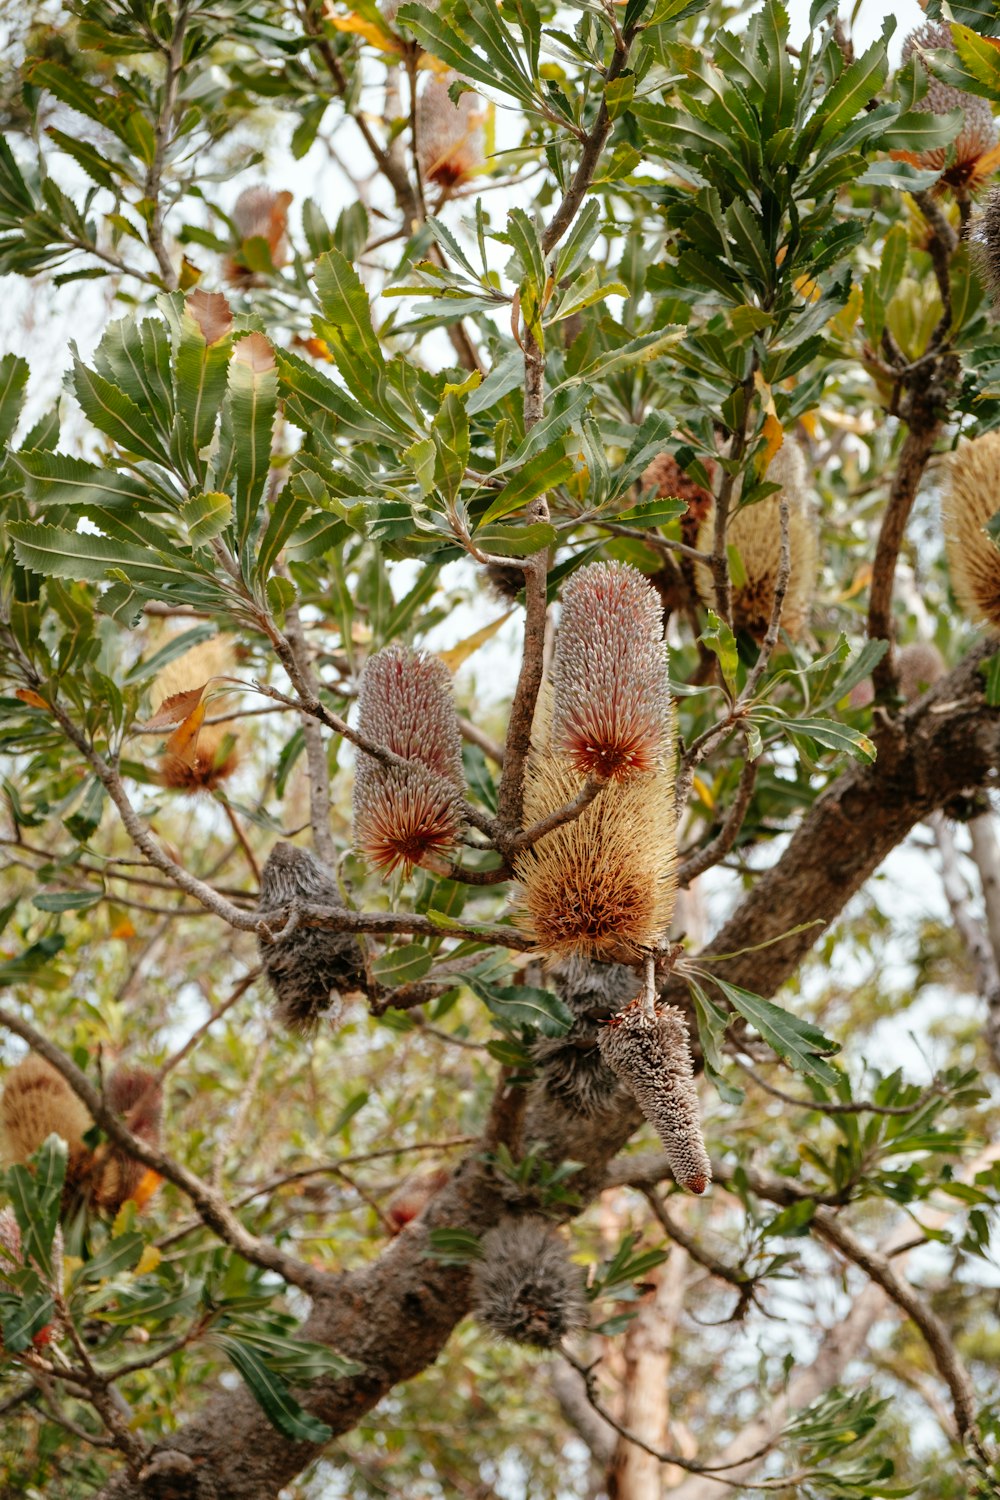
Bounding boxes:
548 953 639 1019
353 646 466 874
514 753 676 963
1 1055 92 1178
898 24 998 191
256 842 366 1033
849 640 946 709
471 1218 587 1348
416 76 485 188
530 1030 625 1119
599 998 710 1194
972 186 1000 304
484 560 525 603
695 441 818 641
550 562 673 781
0 1208 61 1348
385 1166 450 1234
90 1066 163 1216
943 432 1000 631
224 185 293 286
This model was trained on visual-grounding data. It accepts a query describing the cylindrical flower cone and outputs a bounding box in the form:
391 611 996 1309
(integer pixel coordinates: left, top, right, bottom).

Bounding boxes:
471 1218 587 1348
1 1055 92 1181
224 185 293 285
695 440 818 641
897 24 999 191
598 997 711 1194
353 646 466 875
257 842 366 1033
513 753 676 963
550 561 673 782
416 75 485 188
942 432 1000 631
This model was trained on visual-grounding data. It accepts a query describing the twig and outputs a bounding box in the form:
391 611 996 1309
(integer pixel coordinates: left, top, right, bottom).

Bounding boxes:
735 1060 945 1116
678 753 759 888
508 775 605 853
144 0 189 288
282 598 337 868
156 970 261 1083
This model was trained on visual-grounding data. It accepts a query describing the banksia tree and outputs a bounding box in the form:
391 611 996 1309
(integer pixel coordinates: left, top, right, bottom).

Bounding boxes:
1 1055 92 1179
415 76 485 189
598 998 711 1194
256 842 366 1033
942 432 1000 630
0 1209 61 1349
90 1066 163 1216
695 441 818 641
530 1031 625 1119
471 1219 587 1348
550 561 673 781
223 185 293 285
514 754 676 963
897 24 999 192
353 646 466 875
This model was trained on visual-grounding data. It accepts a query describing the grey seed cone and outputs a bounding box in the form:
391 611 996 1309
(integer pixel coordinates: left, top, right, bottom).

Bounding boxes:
257 843 366 1034
472 1218 587 1348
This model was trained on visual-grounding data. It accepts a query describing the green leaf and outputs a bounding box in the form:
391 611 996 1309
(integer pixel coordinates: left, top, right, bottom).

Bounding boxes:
433 392 469 506
881 108 964 152
225 1326 361 1381
474 521 556 556
78 1231 146 1283
979 650 1000 707
710 977 841 1086
6 1138 66 1281
1 1287 55 1352
616 497 687 528
218 1335 334 1443
14 448 155 512
0 353 29 447
71 358 168 464
468 978 573 1036
314 248 382 366
687 981 743 1104
952 23 1000 94
811 36 889 147
479 449 575 525
170 292 234 460
784 715 876 763
33 889 104 913
372 944 434 987
227 334 278 559
700 610 738 692
256 481 311 582
182 491 232 548
424 1227 483 1264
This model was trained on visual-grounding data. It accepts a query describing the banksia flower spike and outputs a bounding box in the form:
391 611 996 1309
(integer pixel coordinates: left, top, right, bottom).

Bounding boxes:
896 24 1000 193
256 842 366 1033
598 996 711 1194
353 646 465 876
471 1218 587 1348
695 441 818 642
972 187 1000 305
1 1055 92 1179
513 754 677 963
224 185 293 285
90 1065 163 1216
943 432 1000 631
416 75 486 189
550 561 673 781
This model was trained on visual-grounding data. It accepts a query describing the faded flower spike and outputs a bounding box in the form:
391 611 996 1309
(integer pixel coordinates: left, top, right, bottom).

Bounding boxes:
471 1218 587 1348
898 24 999 192
353 646 465 875
92 1066 163 1216
942 432 1000 631
514 753 676 963
550 561 673 781
695 440 818 641
224 185 293 285
1 1054 92 1179
257 842 366 1034
598 998 711 1194
416 75 486 188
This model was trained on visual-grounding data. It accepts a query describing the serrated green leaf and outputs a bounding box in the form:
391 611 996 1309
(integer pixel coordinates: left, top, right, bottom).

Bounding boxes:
314 248 382 365
479 450 574 525
227 334 277 559
469 978 573 1036
218 1336 333 1443
71 358 166 464
0 353 29 448
182 491 231 548
785 715 876 763
710 977 841 1085
372 944 433 986
616 497 688 528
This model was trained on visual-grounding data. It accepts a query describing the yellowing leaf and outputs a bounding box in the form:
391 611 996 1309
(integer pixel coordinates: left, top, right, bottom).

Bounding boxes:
692 774 714 809
15 688 50 710
132 1169 162 1211
164 700 206 767
793 272 821 303
109 916 137 940
325 7 403 53
753 371 783 475
144 685 207 733
437 612 513 671
135 1244 162 1276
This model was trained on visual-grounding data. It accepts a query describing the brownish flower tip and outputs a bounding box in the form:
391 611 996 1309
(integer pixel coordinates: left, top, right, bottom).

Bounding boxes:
896 24 1000 191
694 441 818 642
1 1055 92 1176
91 1065 163 1216
598 997 711 1194
385 1167 450 1234
416 77 485 188
353 645 465 875
641 452 716 543
224 185 293 286
159 725 239 792
942 432 1000 630
551 561 673 782
514 753 676 963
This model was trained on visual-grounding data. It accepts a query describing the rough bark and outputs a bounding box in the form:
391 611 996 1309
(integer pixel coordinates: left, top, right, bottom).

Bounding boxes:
98 641 1000 1498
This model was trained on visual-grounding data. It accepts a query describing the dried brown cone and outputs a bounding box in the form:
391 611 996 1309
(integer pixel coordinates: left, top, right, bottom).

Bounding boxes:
898 24 999 190
484 560 525 603
695 441 818 641
159 723 239 792
353 645 466 875
513 753 677 964
90 1066 163 1216
224 185 293 286
1 1055 92 1181
416 76 485 188
256 842 366 1033
943 433 1000 631
471 1218 587 1348
550 561 673 781
598 997 711 1194
641 452 716 543
530 1029 626 1118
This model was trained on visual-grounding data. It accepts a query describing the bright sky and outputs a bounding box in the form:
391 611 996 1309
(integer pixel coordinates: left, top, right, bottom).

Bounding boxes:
787 0 926 59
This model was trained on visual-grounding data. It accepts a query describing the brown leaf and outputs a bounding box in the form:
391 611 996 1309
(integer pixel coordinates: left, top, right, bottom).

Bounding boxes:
232 331 276 373
163 701 207 767
143 685 207 732
187 289 233 345
15 688 50 710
